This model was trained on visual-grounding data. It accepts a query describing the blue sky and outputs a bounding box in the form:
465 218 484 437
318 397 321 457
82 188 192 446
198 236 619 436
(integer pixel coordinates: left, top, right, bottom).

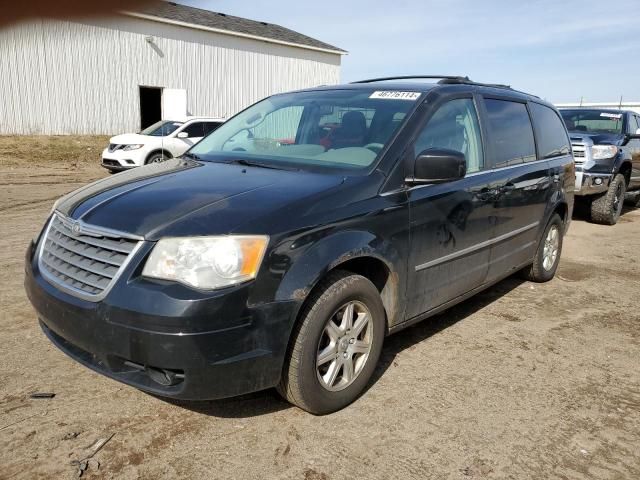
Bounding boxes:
178 0 639 103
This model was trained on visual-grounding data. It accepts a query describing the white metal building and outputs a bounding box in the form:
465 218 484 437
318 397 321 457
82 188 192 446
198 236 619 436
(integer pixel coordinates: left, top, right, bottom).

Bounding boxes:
556 101 640 115
0 2 345 135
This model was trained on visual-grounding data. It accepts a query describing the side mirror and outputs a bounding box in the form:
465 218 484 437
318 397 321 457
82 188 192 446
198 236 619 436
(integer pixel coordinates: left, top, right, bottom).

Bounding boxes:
177 132 189 139
407 148 467 184
623 128 640 143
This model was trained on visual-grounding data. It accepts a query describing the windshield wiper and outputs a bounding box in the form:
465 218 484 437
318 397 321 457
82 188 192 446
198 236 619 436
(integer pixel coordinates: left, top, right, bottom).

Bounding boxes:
182 152 201 160
226 158 298 171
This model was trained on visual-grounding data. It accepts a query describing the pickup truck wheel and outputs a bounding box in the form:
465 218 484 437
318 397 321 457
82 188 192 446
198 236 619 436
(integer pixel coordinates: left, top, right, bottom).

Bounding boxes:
590 173 626 225
146 152 169 164
277 270 385 415
624 192 640 208
521 214 563 283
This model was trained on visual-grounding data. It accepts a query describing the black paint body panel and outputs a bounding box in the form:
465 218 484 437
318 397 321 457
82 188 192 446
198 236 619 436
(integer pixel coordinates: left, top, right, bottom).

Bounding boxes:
26 81 575 400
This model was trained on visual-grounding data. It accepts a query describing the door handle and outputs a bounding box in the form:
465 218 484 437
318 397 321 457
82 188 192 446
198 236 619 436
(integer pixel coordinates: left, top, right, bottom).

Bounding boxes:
478 187 498 200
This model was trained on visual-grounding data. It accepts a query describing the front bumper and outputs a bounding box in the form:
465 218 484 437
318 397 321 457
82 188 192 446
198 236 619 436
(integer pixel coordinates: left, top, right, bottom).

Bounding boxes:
24 241 298 400
575 170 612 196
101 158 135 172
101 147 146 170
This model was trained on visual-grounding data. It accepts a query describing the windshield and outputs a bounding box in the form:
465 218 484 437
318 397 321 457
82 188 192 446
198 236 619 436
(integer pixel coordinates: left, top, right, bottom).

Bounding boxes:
140 120 184 137
189 89 421 171
560 110 624 135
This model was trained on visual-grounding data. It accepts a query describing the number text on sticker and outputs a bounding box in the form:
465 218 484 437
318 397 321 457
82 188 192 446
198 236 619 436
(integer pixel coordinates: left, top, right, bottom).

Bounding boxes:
370 91 421 101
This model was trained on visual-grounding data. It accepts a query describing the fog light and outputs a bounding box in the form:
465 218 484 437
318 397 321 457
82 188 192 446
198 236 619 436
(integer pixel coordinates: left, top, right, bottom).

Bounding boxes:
594 178 603 186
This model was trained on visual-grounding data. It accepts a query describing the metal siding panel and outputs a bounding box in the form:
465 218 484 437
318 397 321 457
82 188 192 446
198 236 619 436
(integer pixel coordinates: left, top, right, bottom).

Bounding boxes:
0 17 341 135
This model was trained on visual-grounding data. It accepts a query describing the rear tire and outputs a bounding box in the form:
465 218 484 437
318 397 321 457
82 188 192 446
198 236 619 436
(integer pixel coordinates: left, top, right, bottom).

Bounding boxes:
146 151 169 164
624 191 640 208
590 173 626 225
521 214 563 283
277 270 385 415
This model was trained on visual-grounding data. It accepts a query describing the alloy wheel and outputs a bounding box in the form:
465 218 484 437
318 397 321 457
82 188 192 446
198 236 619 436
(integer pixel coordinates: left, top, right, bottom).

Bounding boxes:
316 301 373 392
542 225 559 271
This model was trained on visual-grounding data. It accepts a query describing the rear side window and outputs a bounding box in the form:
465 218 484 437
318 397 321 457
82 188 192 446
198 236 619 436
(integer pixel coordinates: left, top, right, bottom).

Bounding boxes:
181 122 206 138
529 103 570 159
483 99 536 167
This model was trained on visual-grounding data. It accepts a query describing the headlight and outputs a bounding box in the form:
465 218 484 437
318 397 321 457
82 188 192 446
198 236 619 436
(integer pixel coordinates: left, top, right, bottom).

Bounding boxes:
591 145 618 160
122 144 144 151
142 236 269 290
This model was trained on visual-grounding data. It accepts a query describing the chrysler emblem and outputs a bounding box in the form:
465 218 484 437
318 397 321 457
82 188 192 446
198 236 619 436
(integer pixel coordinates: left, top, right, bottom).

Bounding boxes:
71 222 82 236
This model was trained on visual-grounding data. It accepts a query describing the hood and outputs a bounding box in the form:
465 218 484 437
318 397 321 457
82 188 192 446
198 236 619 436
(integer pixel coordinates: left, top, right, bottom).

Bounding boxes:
568 131 624 146
109 133 153 144
54 158 346 239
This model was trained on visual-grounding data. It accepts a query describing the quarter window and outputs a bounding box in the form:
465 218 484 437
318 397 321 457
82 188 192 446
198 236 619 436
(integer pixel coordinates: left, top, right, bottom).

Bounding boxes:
414 98 484 173
529 103 570 159
483 99 536 166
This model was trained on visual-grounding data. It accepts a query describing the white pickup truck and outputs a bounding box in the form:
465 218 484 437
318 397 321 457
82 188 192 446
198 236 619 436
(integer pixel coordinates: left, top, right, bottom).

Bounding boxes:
101 116 225 172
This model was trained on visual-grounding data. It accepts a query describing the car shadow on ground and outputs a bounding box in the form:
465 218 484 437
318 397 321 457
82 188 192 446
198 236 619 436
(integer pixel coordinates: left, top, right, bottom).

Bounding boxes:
156 276 525 418
572 194 639 222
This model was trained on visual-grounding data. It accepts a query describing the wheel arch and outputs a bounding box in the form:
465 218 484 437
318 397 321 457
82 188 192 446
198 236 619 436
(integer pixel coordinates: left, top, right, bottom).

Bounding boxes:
618 160 632 186
553 201 569 224
145 149 173 164
275 231 404 334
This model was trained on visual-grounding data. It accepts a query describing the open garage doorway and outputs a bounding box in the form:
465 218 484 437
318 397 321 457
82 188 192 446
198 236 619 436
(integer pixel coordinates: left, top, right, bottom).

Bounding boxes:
139 86 162 130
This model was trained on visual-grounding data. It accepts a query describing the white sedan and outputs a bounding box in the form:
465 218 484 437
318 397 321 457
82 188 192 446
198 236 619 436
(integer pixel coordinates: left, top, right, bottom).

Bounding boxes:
101 116 225 172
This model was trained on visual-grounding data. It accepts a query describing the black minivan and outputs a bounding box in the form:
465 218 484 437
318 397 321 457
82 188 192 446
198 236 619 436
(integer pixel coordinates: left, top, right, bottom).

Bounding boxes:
25 76 575 414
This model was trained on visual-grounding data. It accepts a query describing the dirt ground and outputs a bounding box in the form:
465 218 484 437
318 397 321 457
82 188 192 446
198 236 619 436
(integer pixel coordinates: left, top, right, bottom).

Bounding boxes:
1 160 639 480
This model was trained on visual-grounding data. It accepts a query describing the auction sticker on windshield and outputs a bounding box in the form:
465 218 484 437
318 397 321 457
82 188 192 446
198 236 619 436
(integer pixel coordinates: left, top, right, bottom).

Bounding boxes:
369 91 421 101
600 112 622 119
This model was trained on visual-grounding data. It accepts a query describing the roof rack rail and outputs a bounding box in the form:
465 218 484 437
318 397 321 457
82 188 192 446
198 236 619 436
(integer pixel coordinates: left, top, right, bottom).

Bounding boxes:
438 77 512 89
350 75 470 84
349 75 538 98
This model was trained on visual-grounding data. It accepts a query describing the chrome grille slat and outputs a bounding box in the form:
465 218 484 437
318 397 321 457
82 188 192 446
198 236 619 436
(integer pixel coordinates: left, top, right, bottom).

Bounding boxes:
40 255 110 290
42 245 118 279
38 214 141 300
50 222 135 253
571 143 588 163
47 233 128 266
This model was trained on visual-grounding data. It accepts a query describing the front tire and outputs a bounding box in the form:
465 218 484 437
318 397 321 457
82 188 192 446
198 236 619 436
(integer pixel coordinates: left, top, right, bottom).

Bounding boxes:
590 173 626 225
277 271 385 415
146 151 169 164
521 214 563 283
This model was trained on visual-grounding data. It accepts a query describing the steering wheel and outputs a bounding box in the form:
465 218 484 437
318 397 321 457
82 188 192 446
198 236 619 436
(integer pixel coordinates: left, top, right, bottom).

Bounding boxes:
364 143 384 154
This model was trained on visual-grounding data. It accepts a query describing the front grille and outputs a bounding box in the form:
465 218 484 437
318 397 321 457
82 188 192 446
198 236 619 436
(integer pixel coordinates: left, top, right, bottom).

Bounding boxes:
38 214 141 299
571 143 587 162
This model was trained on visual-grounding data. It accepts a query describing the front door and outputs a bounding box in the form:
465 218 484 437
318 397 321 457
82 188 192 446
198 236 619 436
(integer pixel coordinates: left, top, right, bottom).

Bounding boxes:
406 97 494 319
